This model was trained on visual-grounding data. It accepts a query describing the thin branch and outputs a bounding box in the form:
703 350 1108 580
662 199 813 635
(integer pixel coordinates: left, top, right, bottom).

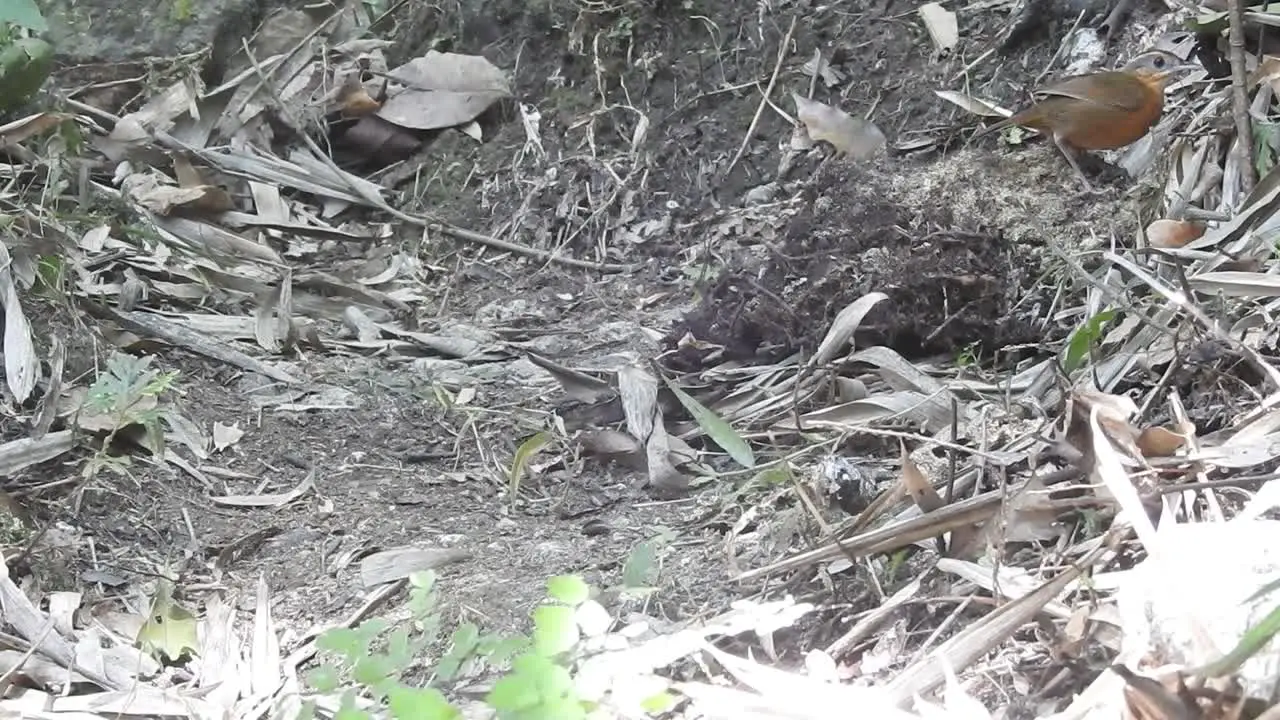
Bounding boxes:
1229 0 1255 196
724 15 798 178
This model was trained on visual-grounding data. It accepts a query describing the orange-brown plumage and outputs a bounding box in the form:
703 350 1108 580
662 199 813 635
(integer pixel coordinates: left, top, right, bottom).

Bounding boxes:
977 50 1198 189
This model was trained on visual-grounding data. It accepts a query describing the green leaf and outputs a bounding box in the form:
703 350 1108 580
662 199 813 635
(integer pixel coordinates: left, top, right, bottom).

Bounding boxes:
746 465 792 488
136 582 198 663
0 0 47 31
531 605 579 656
297 699 318 720
316 627 363 657
409 570 437 592
532 661 575 698
640 691 678 713
509 431 551 501
661 375 754 468
1062 309 1115 374
545 575 589 606
436 623 481 682
352 654 397 689
622 540 657 589
0 37 52 113
1195 600 1280 678
486 672 540 713
1256 122 1280 181
387 687 460 720
407 571 439 622
305 664 341 693
385 627 413 669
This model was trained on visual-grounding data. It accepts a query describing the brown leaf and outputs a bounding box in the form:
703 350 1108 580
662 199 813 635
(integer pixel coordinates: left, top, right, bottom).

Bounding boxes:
900 440 943 513
1147 219 1206 249
1137 426 1188 457
1064 390 1146 468
166 155 235 214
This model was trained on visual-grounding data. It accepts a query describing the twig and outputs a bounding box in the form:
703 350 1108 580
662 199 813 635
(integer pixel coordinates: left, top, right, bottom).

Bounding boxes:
724 15 797 178
1228 0 1255 196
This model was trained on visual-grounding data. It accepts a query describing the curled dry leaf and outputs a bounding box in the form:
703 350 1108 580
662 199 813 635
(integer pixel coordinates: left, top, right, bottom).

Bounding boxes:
1063 389 1145 468
793 93 886 160
1146 218 1205 249
899 440 942 513
1136 425 1188 457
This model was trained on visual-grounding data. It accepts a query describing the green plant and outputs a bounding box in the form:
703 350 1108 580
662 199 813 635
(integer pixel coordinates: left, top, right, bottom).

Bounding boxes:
305 572 534 720
0 0 51 114
302 573 674 720
170 0 194 22
80 353 179 478
955 342 981 369
1062 308 1116 375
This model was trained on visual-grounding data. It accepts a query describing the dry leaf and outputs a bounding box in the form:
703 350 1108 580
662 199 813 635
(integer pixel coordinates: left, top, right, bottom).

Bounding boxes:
793 93 886 159
900 440 942 513
377 51 512 131
0 242 38 403
1136 426 1187 457
1147 218 1205 249
918 3 958 52
934 90 1009 118
212 422 244 452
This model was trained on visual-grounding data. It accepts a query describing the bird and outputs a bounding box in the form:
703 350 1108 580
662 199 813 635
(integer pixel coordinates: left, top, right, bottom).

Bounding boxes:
975 50 1199 190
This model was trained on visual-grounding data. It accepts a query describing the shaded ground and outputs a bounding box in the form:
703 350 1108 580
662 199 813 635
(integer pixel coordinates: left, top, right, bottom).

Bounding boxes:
9 0 1194 696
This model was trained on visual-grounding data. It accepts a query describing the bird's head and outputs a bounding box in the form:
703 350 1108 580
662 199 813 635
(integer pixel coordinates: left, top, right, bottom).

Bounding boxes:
1124 49 1201 88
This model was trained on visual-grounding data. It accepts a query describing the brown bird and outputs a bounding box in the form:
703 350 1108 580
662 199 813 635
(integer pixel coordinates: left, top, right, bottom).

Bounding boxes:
976 50 1199 190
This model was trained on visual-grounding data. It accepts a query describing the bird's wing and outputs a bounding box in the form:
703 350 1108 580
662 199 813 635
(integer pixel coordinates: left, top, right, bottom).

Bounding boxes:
1036 72 1148 112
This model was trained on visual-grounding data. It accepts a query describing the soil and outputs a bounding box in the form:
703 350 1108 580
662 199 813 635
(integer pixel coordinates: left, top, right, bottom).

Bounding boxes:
5 0 1195 707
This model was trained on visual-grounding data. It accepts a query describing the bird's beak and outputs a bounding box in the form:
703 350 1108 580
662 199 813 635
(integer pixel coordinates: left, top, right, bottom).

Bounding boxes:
1150 63 1202 85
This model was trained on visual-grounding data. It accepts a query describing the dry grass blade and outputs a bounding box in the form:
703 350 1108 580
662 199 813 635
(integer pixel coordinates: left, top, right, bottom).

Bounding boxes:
734 487 1005 581
1106 252 1280 391
0 557 120 690
786 390 956 433
681 645 920 720
883 533 1117 707
1088 401 1159 550
79 303 300 385
525 350 616 403
826 575 924 658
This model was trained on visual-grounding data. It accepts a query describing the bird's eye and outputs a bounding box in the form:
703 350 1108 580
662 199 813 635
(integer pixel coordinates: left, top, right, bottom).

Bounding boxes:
1153 55 1167 69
